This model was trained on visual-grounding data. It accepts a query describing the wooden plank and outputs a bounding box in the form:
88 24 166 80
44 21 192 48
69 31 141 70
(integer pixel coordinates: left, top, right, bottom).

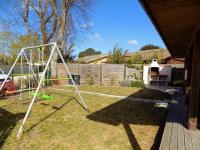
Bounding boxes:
198 130 200 148
184 128 193 150
190 131 200 150
169 103 179 150
170 122 178 150
160 103 175 150
176 99 187 149
160 122 172 150
195 130 200 148
177 124 185 150
160 91 200 150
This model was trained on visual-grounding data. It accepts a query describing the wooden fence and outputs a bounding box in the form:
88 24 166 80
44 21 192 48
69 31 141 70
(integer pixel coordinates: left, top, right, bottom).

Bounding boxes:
56 63 142 85
0 63 184 86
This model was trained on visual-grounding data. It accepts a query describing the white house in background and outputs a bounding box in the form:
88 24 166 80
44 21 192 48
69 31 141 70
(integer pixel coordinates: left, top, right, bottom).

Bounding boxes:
143 59 172 86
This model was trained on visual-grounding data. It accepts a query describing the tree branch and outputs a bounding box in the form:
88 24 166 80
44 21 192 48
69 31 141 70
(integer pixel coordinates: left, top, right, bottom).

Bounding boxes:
45 9 54 23
30 0 40 16
23 0 31 33
47 12 57 42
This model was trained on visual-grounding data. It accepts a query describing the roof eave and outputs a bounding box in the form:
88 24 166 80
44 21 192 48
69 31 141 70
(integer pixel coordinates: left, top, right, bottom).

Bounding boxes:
139 0 174 57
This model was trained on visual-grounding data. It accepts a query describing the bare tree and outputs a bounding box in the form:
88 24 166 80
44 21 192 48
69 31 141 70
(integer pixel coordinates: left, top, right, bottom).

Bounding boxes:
1 0 93 57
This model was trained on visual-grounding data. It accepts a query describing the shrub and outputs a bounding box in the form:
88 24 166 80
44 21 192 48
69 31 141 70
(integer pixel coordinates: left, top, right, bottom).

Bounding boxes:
172 80 184 87
119 80 131 87
127 73 139 80
120 80 144 88
107 45 127 64
131 80 144 88
128 53 144 64
126 64 143 71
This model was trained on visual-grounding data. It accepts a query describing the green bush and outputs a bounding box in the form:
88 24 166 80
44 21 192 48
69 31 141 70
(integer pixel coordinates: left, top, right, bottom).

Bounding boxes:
172 80 184 87
119 80 131 87
131 80 144 88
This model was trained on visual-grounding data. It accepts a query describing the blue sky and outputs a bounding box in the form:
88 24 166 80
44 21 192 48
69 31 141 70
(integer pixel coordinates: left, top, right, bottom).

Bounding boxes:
75 0 165 55
0 0 165 56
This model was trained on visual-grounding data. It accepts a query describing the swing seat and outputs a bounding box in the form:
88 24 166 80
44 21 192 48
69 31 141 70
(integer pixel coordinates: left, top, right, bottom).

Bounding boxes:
42 94 53 100
30 92 52 100
31 92 41 97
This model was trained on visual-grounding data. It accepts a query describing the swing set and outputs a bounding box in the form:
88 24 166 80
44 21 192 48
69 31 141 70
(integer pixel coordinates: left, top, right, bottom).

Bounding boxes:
0 42 88 138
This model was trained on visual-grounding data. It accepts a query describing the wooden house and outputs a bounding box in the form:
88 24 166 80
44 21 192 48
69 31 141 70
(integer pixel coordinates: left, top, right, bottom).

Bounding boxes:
140 0 200 149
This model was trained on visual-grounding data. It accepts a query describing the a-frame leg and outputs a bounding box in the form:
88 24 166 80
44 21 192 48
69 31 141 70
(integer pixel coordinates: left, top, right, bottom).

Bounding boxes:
17 44 57 138
56 46 88 111
17 43 88 139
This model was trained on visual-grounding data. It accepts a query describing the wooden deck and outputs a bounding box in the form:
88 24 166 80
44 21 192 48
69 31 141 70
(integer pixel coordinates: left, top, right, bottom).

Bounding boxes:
160 92 200 150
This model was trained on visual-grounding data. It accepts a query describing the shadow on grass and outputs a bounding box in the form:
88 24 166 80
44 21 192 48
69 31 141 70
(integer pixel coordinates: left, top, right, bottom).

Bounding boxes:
0 108 25 149
25 97 73 133
1 96 35 108
22 98 46 105
129 88 171 100
46 91 88 111
87 88 169 150
25 95 87 133
0 88 169 149
0 93 87 148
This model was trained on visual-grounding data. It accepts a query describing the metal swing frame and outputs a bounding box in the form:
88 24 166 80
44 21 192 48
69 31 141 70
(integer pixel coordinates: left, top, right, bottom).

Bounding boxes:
0 42 88 138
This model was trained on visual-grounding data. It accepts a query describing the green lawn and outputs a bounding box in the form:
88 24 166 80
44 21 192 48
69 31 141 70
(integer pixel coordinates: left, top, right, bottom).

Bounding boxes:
0 86 169 150
58 85 171 100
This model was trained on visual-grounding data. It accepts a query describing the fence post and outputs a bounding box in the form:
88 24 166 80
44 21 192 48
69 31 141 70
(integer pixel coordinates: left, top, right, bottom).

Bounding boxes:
124 65 126 79
100 64 102 85
77 63 80 75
